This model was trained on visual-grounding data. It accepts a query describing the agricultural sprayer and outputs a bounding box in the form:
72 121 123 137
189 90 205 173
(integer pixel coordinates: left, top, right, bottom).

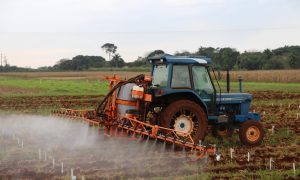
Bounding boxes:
54 54 264 158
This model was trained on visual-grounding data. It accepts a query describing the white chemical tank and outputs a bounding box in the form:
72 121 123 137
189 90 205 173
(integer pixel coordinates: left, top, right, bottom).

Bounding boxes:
117 83 137 117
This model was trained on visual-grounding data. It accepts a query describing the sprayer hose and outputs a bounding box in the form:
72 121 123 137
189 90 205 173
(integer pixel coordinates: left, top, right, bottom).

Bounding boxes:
96 74 145 116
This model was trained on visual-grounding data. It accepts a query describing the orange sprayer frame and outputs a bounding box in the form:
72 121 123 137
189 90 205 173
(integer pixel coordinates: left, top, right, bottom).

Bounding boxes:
53 75 216 159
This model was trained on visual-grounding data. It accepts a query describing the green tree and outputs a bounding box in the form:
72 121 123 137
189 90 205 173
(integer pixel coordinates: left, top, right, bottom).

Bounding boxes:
289 53 297 68
288 53 300 69
56 59 72 70
128 56 148 67
72 55 87 70
272 45 300 56
239 52 264 70
73 55 107 70
196 47 216 58
263 49 272 60
215 48 239 70
101 43 117 61
110 54 125 68
54 56 107 70
263 56 284 69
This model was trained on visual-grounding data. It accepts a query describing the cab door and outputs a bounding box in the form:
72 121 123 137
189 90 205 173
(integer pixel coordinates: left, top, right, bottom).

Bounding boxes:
191 66 215 113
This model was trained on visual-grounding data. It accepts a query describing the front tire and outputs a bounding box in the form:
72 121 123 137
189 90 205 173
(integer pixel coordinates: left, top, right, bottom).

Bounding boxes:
160 100 208 143
239 120 264 146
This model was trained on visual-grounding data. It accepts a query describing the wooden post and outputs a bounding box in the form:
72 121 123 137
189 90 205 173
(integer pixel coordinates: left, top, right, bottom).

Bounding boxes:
293 163 296 177
269 158 273 170
247 152 250 162
38 149 41 161
61 162 64 174
230 148 234 160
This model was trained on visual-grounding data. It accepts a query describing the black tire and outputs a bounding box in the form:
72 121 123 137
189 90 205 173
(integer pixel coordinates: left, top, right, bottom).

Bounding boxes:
239 120 264 146
160 100 208 143
212 125 234 138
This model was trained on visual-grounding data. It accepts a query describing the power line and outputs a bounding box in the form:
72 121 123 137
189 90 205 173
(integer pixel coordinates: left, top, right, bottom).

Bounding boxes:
78 26 300 34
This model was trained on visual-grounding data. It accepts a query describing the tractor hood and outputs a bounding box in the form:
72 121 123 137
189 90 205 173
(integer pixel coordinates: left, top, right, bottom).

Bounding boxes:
216 93 252 104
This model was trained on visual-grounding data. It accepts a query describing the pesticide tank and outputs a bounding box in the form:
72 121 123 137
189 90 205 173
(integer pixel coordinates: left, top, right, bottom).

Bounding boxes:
117 83 137 117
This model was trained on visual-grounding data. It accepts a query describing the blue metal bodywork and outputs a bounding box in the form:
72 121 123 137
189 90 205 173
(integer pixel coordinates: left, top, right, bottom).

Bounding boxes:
214 93 260 122
148 54 212 65
149 54 261 124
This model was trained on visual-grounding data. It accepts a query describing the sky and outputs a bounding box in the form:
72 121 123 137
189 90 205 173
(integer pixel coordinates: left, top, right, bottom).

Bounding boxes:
0 0 299 68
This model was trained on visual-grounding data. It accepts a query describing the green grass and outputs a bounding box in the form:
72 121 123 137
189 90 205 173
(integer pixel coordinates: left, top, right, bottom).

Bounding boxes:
1 77 300 97
0 77 108 97
254 99 298 106
265 128 298 145
217 81 300 93
0 77 299 179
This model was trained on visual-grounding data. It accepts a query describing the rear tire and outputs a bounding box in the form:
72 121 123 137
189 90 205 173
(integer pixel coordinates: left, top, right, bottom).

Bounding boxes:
160 100 208 143
239 120 264 146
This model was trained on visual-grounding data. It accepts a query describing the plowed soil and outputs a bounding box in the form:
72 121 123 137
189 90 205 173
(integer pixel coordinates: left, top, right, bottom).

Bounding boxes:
0 95 103 112
0 91 299 179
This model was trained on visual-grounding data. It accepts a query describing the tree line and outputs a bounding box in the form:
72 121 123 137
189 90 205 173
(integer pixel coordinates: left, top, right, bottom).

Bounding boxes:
1 45 300 72
43 45 300 71
175 45 300 70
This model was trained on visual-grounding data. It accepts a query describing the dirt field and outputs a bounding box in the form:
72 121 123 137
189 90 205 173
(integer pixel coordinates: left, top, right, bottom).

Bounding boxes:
0 90 299 179
1 115 202 179
0 71 299 179
0 95 101 113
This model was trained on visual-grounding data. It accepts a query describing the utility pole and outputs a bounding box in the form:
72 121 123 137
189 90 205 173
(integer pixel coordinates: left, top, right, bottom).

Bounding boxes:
1 53 3 72
4 55 7 66
3 55 7 71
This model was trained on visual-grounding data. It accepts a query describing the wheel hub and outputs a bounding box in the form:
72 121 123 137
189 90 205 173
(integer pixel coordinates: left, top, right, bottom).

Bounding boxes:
174 115 194 136
246 126 260 142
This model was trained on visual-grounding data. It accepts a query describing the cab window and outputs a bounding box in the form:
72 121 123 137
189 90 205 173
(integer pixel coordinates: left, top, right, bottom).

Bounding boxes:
152 64 168 87
192 66 214 103
171 65 191 88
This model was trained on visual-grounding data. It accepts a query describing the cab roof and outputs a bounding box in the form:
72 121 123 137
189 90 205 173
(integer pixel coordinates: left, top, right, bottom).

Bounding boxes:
148 54 212 65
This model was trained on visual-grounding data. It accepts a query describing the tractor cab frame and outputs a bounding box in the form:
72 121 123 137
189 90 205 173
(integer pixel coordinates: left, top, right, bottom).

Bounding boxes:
149 55 216 114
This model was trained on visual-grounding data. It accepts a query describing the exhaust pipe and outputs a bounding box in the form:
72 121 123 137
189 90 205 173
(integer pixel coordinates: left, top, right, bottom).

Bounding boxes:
238 76 243 93
226 69 230 93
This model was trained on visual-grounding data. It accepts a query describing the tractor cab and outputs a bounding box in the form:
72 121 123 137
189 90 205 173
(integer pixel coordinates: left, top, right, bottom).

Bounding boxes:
148 54 263 146
149 54 215 112
148 54 258 118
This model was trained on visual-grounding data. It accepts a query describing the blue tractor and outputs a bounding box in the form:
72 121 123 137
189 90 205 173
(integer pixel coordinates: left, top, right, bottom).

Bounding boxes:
146 54 264 146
